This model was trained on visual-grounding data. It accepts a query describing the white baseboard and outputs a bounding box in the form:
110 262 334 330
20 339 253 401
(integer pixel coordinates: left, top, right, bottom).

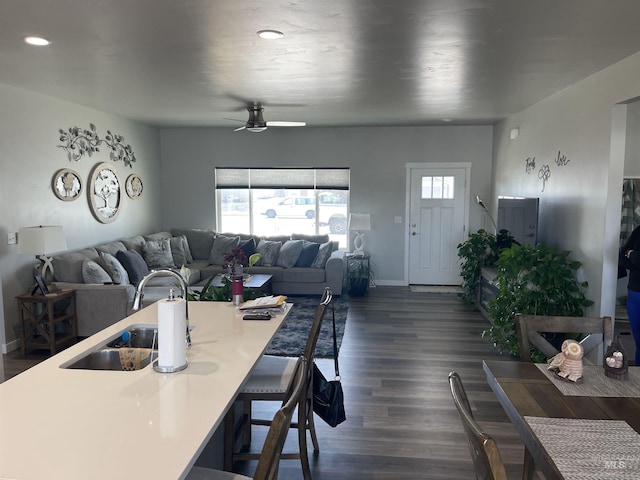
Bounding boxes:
2 339 19 354
373 280 406 286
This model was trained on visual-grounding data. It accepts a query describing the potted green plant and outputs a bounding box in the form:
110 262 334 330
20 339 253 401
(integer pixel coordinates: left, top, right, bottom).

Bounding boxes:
348 256 374 297
457 229 498 305
457 229 517 305
484 242 593 358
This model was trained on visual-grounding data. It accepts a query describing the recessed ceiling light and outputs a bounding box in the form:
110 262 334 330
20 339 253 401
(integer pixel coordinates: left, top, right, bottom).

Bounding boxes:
441 118 452 123
257 30 284 40
24 36 50 46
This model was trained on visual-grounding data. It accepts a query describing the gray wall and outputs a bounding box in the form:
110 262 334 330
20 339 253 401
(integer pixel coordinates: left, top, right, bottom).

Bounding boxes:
0 83 162 351
492 50 640 317
625 100 640 178
159 125 493 285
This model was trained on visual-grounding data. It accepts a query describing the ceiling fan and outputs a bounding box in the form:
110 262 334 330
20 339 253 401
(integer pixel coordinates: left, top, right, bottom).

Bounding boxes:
230 104 306 132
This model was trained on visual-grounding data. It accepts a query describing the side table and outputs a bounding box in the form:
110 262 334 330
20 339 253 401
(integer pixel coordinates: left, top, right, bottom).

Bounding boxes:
16 289 77 356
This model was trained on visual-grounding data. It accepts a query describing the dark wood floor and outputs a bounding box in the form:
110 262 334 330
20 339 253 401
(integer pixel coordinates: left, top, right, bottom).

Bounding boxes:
1 286 533 479
234 286 532 479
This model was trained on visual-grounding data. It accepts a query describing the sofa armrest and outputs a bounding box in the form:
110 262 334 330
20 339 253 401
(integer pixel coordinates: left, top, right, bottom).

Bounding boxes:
325 250 345 295
52 282 136 337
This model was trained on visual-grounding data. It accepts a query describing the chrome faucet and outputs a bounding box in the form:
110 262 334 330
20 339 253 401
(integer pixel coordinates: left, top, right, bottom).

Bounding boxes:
132 269 191 347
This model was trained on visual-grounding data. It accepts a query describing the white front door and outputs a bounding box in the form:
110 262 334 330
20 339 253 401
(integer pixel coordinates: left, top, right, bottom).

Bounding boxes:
407 165 469 285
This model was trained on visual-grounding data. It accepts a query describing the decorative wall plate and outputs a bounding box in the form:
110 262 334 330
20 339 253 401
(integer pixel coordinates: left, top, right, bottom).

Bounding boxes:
125 174 143 199
52 168 82 201
88 162 122 223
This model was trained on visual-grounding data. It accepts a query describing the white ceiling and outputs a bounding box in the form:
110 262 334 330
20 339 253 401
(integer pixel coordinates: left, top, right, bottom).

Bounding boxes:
3 0 640 128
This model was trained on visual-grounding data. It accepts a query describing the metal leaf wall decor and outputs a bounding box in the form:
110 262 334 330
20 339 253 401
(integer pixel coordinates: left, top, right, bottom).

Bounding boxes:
57 123 137 168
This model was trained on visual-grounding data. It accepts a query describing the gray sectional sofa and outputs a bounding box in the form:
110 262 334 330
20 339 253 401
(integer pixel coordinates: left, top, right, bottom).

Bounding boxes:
51 228 344 337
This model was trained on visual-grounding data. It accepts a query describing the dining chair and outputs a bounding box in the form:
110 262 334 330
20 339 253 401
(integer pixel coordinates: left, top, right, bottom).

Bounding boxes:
515 314 613 364
448 371 508 480
187 356 307 480
224 287 333 479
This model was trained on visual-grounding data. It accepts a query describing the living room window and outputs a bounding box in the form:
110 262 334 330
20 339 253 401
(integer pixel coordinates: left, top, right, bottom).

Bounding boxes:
215 167 350 247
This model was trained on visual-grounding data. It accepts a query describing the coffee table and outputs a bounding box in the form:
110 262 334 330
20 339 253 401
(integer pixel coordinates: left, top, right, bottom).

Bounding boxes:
209 273 273 294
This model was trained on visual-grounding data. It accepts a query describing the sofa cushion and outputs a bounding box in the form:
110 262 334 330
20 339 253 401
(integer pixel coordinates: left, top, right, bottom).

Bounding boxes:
311 241 333 268
295 241 320 267
262 235 290 244
120 235 146 255
81 259 112 284
53 248 100 283
256 239 282 267
143 231 173 242
282 267 326 283
276 240 304 268
94 241 127 257
143 238 175 269
99 252 130 285
239 238 257 259
208 235 240 265
291 233 330 244
170 235 192 267
244 265 284 282
116 250 149 285
171 228 216 260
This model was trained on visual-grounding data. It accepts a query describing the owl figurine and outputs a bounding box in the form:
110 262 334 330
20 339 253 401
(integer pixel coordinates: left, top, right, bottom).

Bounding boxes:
547 339 584 383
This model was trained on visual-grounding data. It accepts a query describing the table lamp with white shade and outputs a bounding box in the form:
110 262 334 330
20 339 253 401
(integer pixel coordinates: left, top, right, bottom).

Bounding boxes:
18 225 68 283
348 213 371 255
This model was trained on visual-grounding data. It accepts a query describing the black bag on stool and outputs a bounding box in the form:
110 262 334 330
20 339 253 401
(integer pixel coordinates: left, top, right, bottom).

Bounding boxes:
312 305 346 427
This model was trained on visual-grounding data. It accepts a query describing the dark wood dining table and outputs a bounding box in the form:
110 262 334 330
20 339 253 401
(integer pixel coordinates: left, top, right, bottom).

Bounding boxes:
483 360 640 480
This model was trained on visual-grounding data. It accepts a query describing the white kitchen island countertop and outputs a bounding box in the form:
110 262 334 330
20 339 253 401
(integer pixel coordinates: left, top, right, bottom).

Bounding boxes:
0 301 289 480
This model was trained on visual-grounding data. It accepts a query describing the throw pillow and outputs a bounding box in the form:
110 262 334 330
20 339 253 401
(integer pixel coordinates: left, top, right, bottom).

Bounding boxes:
98 252 130 285
169 236 189 267
182 235 194 263
81 259 112 284
256 239 282 267
239 237 257 259
291 233 330 244
208 235 240 265
143 238 175 269
311 241 333 268
116 250 149 285
295 241 320 267
276 240 304 268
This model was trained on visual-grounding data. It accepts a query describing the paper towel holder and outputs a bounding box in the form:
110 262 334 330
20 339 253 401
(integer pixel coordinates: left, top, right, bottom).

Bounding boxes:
153 359 188 373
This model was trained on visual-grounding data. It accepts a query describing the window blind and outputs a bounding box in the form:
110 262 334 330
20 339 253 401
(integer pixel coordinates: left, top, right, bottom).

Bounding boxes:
215 167 349 190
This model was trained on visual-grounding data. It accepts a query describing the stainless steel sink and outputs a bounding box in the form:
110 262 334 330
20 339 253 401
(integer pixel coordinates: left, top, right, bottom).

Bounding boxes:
106 327 158 349
64 348 152 371
62 324 158 371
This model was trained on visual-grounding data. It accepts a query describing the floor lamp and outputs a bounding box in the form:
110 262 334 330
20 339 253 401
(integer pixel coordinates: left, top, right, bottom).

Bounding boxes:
18 225 68 284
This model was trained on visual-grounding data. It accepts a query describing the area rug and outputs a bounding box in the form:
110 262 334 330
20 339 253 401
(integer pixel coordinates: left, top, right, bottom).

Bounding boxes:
265 294 349 358
410 285 464 294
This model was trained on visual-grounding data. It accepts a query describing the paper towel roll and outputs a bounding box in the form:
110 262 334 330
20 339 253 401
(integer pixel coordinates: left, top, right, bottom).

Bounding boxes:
157 297 187 370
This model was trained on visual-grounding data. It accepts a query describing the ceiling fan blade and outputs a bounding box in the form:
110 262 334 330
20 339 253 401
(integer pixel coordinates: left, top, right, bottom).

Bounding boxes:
234 126 246 132
266 121 306 127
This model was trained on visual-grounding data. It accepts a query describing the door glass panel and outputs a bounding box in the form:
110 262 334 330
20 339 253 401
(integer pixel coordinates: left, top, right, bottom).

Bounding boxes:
421 177 433 198
421 176 455 199
442 176 454 199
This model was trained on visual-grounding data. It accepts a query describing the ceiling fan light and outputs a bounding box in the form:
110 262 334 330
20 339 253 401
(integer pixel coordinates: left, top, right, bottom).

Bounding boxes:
247 126 267 133
257 30 284 40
